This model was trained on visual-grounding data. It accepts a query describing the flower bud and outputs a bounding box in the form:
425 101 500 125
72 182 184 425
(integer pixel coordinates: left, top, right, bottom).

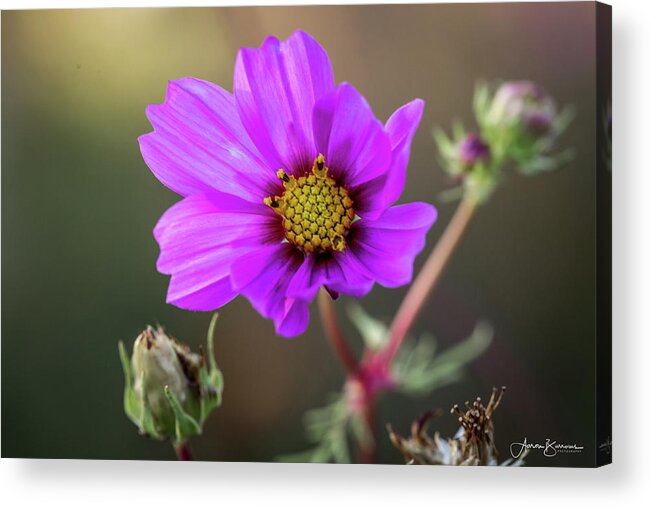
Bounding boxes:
487 81 557 138
131 326 201 438
458 133 491 168
476 80 573 175
118 314 223 445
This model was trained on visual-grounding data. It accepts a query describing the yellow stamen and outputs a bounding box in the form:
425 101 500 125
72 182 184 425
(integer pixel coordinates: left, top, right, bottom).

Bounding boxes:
264 154 355 254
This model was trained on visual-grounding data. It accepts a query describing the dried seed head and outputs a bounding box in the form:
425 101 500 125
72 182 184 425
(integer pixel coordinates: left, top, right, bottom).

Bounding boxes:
388 387 518 466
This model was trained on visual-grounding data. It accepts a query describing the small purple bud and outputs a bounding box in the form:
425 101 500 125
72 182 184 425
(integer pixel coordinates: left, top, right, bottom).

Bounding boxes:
458 133 491 167
523 110 554 135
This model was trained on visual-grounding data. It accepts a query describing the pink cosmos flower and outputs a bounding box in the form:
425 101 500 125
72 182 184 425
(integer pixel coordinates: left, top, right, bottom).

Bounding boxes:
139 31 437 337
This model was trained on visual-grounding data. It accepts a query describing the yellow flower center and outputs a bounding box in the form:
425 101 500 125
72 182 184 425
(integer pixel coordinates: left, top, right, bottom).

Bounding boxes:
264 154 355 254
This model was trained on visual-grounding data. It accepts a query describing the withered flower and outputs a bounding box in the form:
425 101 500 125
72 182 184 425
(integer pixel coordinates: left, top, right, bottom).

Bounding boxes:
388 386 526 466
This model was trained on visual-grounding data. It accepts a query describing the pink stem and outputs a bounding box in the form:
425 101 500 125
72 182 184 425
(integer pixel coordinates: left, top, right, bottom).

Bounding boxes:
380 196 478 366
174 442 193 461
357 396 377 464
318 289 358 374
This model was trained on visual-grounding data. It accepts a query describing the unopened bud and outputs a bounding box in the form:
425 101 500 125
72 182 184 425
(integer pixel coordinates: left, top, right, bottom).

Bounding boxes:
487 81 557 140
458 133 491 168
118 314 223 446
131 326 201 438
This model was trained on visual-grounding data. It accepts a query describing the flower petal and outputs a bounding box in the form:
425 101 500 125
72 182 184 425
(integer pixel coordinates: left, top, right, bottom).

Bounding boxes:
234 30 334 173
285 254 326 301
285 251 377 302
167 277 236 311
349 99 425 219
154 191 279 310
348 173 391 220
382 99 425 207
233 244 310 337
277 299 310 337
350 202 437 288
139 78 276 201
323 252 376 298
229 243 289 292
313 83 392 189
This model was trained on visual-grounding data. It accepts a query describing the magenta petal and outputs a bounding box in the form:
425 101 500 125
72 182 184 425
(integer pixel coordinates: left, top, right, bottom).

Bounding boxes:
235 251 290 315
234 30 334 173
286 254 326 301
167 277 236 311
154 191 278 311
139 78 276 200
285 251 377 301
313 83 392 188
324 252 375 298
349 173 391 221
235 246 310 337
276 298 310 337
154 192 277 273
381 99 425 207
351 99 425 219
229 243 291 291
351 202 437 288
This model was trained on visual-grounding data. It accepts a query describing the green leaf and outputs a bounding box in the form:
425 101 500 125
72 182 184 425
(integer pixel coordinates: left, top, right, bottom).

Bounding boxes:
199 367 222 424
347 303 388 351
205 312 224 395
118 341 141 425
164 385 202 445
199 312 224 424
473 81 491 128
206 313 220 374
394 322 493 397
137 372 162 439
452 120 466 141
433 128 454 157
276 395 354 464
430 321 493 367
554 105 576 137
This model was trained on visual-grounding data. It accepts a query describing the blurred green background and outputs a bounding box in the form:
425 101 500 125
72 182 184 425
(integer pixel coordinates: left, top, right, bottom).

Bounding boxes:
2 3 597 466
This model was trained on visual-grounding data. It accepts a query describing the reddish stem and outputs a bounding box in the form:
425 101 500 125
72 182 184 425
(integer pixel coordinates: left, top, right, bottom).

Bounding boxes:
380 196 478 365
357 395 377 464
174 442 193 461
318 289 358 374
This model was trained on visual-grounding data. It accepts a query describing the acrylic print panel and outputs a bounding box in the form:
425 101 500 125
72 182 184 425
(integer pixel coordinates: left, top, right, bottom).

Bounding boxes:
1 2 611 467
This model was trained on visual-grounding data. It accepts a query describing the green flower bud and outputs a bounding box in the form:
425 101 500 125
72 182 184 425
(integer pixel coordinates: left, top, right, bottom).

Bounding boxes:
433 123 498 204
475 80 574 175
118 314 223 447
131 326 200 437
487 81 557 137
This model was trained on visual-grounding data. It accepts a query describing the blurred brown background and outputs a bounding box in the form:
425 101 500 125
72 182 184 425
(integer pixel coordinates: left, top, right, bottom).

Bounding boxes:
2 3 597 466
